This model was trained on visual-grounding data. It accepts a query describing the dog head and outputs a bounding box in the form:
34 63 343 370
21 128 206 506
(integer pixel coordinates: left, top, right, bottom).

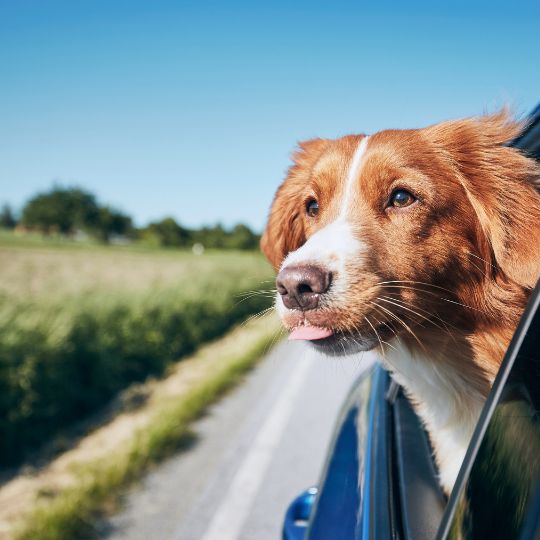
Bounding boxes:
261 112 540 355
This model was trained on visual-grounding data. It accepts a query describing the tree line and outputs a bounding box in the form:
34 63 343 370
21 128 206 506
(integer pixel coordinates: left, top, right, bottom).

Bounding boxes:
1 187 260 250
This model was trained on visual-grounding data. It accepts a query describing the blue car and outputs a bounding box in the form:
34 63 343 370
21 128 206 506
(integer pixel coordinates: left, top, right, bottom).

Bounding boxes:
283 105 540 540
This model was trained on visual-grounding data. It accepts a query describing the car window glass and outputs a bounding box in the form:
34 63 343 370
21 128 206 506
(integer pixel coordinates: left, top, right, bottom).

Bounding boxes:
445 285 540 539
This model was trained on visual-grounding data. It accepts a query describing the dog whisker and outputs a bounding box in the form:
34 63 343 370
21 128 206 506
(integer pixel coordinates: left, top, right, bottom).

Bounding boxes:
233 289 277 308
363 315 398 355
263 325 287 356
370 300 427 354
464 251 497 271
379 295 439 325
368 305 400 340
239 306 275 328
376 282 489 315
465 258 491 280
378 294 459 339
439 297 487 313
236 288 277 298
376 280 456 295
381 294 462 347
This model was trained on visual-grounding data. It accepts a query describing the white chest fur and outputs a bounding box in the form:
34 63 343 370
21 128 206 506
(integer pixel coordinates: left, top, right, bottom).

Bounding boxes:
380 340 485 493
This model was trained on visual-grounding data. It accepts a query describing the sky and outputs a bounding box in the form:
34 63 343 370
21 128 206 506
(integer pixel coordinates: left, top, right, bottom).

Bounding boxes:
1 0 539 231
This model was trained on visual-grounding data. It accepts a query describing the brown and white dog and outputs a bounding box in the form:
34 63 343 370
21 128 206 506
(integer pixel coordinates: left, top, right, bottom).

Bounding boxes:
261 112 540 493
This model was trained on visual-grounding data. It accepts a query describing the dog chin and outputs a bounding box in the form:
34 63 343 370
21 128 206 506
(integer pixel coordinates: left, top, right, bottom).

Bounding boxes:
307 331 379 357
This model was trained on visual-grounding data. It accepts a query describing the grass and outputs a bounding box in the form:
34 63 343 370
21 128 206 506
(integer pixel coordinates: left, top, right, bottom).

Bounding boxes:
0 234 270 301
13 314 282 540
0 233 275 465
0 229 103 249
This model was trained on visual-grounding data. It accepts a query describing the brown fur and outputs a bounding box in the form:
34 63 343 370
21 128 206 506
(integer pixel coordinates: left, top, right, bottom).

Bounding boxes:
262 110 540 400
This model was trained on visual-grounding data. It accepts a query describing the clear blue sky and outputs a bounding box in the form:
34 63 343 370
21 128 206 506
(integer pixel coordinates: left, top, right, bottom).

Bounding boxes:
1 0 539 231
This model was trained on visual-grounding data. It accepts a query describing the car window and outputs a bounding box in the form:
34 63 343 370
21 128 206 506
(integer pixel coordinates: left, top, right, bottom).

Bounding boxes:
438 283 540 539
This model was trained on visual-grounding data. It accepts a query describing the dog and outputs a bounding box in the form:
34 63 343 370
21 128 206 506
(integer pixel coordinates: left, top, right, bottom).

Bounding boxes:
260 111 540 493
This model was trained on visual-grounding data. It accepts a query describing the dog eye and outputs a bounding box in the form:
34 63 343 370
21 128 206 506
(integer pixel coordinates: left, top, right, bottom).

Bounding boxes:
306 199 319 217
389 189 416 208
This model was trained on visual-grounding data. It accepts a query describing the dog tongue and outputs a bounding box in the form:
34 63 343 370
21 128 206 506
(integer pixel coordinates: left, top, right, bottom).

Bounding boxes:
289 326 334 341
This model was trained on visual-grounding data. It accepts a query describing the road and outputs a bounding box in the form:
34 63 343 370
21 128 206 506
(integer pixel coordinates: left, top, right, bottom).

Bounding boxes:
102 340 375 540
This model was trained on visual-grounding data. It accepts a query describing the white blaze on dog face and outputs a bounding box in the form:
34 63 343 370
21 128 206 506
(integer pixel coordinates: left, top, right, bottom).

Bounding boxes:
281 138 369 269
276 137 370 317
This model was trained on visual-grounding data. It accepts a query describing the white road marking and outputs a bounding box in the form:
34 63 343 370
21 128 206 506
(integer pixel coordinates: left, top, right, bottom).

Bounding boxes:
198 353 312 540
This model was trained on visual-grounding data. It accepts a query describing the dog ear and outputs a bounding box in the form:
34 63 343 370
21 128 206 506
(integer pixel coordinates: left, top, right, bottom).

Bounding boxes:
261 139 327 270
429 111 540 288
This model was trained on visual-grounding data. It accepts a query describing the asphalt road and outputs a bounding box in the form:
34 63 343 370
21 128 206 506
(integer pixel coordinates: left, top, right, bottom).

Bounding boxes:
102 340 375 540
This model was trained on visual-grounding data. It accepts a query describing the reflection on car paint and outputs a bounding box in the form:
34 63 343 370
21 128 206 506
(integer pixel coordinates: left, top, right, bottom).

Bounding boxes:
307 367 373 539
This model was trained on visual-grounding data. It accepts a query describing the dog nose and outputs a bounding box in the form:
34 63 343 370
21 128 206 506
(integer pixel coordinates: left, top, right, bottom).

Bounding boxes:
276 264 332 310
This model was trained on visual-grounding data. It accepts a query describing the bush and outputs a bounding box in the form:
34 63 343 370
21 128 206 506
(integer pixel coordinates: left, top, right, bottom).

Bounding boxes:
20 186 133 242
0 250 273 466
138 218 261 250
0 204 17 229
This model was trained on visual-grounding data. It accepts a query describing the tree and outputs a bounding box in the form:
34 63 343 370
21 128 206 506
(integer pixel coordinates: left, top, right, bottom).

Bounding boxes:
0 204 16 229
21 187 99 235
94 207 134 242
140 217 192 247
192 224 227 249
190 223 259 250
226 223 259 250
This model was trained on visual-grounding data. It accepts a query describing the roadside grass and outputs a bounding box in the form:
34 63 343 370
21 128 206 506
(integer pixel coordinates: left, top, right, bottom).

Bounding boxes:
0 229 102 249
14 314 282 540
0 239 274 465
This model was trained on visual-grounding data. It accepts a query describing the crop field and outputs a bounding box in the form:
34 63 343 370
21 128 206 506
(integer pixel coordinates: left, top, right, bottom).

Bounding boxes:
0 235 274 466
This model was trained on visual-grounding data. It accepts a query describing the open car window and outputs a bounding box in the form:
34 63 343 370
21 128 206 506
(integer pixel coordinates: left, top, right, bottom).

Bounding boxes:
436 281 540 540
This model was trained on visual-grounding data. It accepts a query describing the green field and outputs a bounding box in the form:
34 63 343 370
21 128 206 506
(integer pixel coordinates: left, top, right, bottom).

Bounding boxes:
0 233 274 466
